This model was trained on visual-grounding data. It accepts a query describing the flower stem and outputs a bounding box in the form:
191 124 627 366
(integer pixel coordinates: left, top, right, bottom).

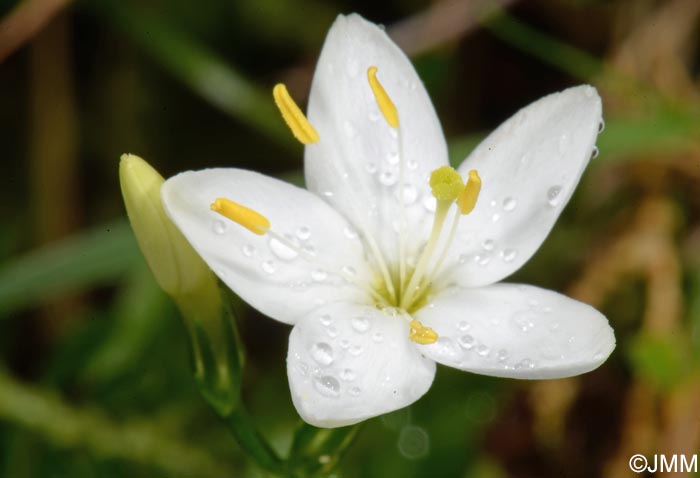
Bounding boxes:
223 406 288 475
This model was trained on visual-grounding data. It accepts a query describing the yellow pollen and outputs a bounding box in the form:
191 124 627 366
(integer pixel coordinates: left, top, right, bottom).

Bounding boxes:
210 198 270 235
272 83 319 145
457 170 482 215
429 166 464 201
408 320 438 345
367 66 399 128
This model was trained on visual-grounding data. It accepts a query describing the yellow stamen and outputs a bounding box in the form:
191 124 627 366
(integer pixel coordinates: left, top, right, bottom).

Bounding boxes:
210 198 270 235
367 66 399 128
408 320 438 345
457 170 482 215
272 83 319 145
429 166 464 201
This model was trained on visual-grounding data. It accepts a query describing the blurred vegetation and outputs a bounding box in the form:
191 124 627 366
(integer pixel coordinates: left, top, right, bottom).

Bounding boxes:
1 0 699 477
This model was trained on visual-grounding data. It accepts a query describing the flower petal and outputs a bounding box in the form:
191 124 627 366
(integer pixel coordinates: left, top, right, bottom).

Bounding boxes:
287 302 436 427
304 14 449 265
161 169 372 324
415 283 615 379
445 86 602 287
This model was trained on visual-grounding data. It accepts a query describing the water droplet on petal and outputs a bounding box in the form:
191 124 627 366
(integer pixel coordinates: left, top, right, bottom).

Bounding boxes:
372 332 384 343
310 342 334 366
261 261 275 274
340 368 356 381
311 269 328 282
476 344 490 357
458 335 475 350
242 244 255 257
502 197 517 212
547 185 562 207
500 248 517 262
515 358 535 370
342 266 356 277
351 316 370 333
212 220 226 234
365 162 377 174
482 239 495 251
379 170 397 186
343 120 357 138
339 339 350 349
314 375 340 397
457 321 471 331
269 238 298 261
422 196 436 212
491 213 501 223
399 184 417 204
558 133 569 154
348 386 361 397
497 349 509 362
296 226 311 241
343 226 358 239
326 325 339 338
349 344 364 356
407 159 418 170
319 314 333 326
386 151 399 165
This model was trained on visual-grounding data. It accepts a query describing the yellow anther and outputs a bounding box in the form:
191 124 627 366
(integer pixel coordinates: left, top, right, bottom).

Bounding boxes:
367 66 399 128
408 320 438 345
429 166 464 201
457 170 482 215
210 198 270 235
272 83 319 145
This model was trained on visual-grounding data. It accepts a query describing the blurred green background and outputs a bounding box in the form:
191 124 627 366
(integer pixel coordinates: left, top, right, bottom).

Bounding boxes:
1 0 700 477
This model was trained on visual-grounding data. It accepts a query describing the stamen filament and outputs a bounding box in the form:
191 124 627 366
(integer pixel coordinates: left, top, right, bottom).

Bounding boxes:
397 126 407 297
272 83 319 145
400 200 452 310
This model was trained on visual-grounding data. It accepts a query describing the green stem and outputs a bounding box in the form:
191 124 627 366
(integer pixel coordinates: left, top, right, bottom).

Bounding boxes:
288 423 362 477
224 406 288 475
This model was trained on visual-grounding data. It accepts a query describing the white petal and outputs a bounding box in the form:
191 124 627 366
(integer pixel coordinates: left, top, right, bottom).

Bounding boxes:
287 302 436 427
305 14 448 265
415 283 615 379
444 86 602 287
161 169 372 324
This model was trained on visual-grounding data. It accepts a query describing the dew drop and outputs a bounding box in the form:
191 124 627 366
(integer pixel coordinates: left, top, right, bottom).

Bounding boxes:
491 213 501 223
500 248 517 262
314 375 340 397
547 186 562 207
340 368 356 381
339 339 350 349
422 196 437 212
515 358 535 370
407 159 418 170
476 344 490 357
365 162 377 174
342 265 357 277
343 226 358 239
497 349 509 362
386 151 400 165
379 170 397 186
326 325 339 338
311 269 328 282
457 321 471 331
590 146 599 160
296 226 311 241
212 220 226 235
310 342 334 366
319 314 333 326
349 344 364 356
351 316 371 333
502 197 517 212
261 261 275 274
558 133 569 154
348 386 361 397
482 239 495 251
269 238 298 261
372 332 384 343
458 254 469 265
458 335 475 350
399 184 418 204
343 120 357 139
241 244 255 257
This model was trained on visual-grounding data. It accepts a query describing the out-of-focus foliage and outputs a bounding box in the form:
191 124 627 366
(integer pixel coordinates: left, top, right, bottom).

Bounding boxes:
1 0 699 477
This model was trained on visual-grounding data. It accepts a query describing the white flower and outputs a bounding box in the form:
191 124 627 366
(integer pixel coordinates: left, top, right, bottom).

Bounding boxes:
161 14 615 428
